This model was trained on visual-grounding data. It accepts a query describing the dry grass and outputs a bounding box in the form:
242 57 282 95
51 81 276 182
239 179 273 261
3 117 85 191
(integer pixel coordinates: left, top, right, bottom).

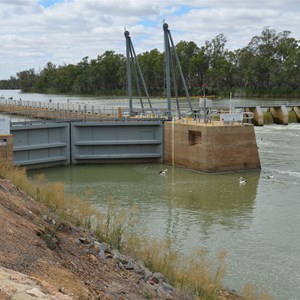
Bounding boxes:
134 241 227 298
0 161 272 299
93 196 138 250
242 284 273 300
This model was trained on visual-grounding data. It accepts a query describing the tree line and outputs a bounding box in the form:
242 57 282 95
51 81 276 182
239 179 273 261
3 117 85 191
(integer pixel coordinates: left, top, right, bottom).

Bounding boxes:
1 27 300 97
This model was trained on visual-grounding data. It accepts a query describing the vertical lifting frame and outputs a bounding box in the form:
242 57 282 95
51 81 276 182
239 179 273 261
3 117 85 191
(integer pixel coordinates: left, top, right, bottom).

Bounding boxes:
125 30 153 116
163 23 193 118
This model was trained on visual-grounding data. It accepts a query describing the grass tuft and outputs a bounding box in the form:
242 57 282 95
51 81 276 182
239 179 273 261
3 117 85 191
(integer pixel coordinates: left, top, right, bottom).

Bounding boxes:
242 284 273 300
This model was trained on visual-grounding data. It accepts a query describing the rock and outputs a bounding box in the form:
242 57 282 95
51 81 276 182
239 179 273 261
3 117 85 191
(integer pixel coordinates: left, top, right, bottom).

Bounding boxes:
26 287 46 298
161 282 174 293
150 272 165 284
78 237 88 244
134 265 152 281
98 242 111 254
98 248 106 259
123 261 135 270
88 254 98 263
113 253 129 265
97 242 112 259
105 253 113 259
116 261 124 269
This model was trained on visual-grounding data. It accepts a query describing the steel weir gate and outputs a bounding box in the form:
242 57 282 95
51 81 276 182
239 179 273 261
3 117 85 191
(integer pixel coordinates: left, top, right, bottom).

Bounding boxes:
11 121 163 168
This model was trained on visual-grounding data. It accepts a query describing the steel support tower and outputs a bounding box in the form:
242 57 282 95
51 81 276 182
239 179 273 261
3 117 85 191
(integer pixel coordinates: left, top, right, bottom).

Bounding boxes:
124 30 153 116
163 23 193 118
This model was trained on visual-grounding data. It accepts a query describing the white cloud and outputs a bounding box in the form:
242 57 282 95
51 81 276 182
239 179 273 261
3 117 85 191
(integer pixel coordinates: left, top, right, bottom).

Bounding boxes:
0 0 300 79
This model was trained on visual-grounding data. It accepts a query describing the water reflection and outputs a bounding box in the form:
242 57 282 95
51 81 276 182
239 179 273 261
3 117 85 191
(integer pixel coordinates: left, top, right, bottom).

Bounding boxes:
162 168 260 242
29 164 260 243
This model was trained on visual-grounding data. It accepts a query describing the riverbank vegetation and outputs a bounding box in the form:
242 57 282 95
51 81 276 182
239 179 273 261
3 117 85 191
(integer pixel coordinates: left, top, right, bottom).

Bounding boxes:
0 160 272 299
1 27 300 99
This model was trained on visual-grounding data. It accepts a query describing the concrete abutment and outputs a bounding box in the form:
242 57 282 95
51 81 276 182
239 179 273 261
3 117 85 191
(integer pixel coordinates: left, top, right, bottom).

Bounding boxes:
164 121 261 173
0 134 14 169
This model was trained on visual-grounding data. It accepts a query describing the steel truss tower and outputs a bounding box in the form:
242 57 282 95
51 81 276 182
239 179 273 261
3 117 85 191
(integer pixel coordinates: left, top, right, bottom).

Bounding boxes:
163 23 193 118
124 30 153 115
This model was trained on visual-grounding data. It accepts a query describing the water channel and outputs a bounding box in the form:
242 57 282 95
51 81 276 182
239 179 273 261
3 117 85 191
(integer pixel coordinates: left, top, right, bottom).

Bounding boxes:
2 90 300 299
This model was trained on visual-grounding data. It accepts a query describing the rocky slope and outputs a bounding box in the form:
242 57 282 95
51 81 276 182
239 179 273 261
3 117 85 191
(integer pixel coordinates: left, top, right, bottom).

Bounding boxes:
0 177 242 300
0 178 177 300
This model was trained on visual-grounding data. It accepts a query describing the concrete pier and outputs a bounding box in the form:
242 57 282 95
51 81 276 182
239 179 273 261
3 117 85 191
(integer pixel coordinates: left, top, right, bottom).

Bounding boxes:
293 106 300 122
270 106 289 125
164 120 261 173
245 106 264 126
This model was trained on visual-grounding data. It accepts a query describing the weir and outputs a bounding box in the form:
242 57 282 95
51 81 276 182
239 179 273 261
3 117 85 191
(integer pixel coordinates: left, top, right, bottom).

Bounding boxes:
1 119 261 173
4 23 300 172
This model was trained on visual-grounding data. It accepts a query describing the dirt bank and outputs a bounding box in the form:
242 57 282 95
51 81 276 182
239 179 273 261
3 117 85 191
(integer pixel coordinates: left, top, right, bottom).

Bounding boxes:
0 177 242 300
0 177 179 299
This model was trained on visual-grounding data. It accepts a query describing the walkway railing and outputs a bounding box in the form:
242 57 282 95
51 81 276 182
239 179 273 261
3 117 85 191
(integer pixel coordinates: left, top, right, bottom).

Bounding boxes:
1 97 299 122
212 100 300 108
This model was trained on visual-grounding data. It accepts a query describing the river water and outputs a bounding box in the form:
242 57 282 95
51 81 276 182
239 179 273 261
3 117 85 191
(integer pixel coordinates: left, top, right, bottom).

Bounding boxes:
2 90 300 299
27 123 300 300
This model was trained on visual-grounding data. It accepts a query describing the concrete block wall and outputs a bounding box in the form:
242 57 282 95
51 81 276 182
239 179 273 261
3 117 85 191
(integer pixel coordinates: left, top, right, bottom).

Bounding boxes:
164 122 261 173
0 134 14 169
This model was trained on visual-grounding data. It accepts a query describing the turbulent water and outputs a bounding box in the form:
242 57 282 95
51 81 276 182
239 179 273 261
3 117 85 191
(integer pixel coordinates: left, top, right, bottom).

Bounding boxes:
28 123 300 300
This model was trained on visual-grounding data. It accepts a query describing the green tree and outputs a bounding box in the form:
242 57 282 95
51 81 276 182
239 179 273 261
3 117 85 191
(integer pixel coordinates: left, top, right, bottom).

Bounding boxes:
98 51 126 91
72 56 90 93
0 76 19 89
17 69 38 92
175 41 199 90
203 34 234 91
138 49 164 95
190 47 209 91
35 62 58 93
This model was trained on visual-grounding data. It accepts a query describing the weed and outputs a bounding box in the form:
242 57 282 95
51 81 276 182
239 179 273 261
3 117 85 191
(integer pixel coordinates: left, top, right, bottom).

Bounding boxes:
144 290 153 299
94 198 138 251
39 223 61 250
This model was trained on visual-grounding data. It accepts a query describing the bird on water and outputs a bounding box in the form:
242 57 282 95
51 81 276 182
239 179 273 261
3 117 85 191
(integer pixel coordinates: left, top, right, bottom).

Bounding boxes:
267 173 274 179
239 177 247 185
159 169 168 176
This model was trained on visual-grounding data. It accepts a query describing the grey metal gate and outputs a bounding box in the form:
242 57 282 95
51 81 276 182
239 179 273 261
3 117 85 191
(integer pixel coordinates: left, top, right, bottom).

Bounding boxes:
71 121 163 164
11 120 163 168
11 122 70 168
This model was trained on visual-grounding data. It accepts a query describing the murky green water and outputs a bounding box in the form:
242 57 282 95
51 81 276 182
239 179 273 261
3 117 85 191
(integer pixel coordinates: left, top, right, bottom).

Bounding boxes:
28 123 300 300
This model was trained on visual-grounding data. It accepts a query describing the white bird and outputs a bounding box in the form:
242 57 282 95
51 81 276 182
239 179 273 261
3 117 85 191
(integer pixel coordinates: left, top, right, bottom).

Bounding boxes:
239 177 247 185
159 169 168 176
267 174 274 179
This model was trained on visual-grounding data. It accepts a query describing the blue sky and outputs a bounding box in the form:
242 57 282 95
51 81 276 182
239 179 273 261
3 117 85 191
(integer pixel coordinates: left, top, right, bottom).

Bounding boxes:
39 0 63 8
0 0 300 80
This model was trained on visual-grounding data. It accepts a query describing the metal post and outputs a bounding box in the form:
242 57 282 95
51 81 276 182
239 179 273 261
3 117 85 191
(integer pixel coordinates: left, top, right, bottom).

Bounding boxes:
125 30 133 115
168 31 193 113
129 39 153 113
163 23 172 118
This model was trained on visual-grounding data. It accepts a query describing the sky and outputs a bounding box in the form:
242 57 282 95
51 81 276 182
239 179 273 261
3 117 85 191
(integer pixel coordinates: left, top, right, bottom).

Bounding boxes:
0 0 300 80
